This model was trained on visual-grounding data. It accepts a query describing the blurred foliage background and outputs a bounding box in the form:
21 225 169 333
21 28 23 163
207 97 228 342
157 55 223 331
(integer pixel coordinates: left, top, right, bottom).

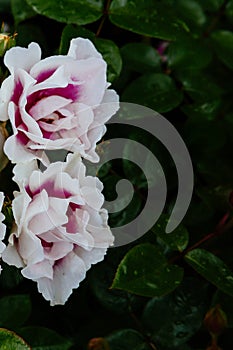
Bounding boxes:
0 0 233 349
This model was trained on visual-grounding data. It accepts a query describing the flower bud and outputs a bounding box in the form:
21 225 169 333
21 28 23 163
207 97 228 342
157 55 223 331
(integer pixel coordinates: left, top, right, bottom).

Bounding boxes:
0 123 8 172
0 33 16 57
87 337 109 350
204 304 227 336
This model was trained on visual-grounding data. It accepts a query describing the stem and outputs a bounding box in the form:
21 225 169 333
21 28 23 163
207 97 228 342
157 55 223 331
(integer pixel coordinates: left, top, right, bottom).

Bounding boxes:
96 0 112 37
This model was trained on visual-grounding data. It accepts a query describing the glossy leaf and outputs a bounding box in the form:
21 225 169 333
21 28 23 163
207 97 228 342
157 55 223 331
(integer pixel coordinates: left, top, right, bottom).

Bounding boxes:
106 329 150 350
0 328 31 350
152 216 189 252
94 38 122 82
0 295 31 328
185 249 233 297
18 327 72 350
142 278 208 348
111 243 184 297
109 0 189 40
26 0 104 24
122 73 183 113
176 70 223 102
121 43 161 73
168 37 212 70
11 0 36 25
211 30 233 70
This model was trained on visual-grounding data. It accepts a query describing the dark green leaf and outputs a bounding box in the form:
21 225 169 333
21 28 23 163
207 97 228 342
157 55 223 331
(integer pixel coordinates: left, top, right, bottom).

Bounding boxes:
175 0 206 32
168 37 212 70
185 248 233 297
59 24 95 54
26 0 104 24
176 70 223 102
111 243 183 297
0 328 30 350
182 100 221 121
211 30 233 70
122 73 183 113
89 261 142 314
109 0 189 40
0 263 24 289
60 24 122 82
226 0 233 22
196 0 224 11
121 43 161 73
152 216 189 252
0 295 31 328
18 327 72 350
94 38 122 82
142 278 208 348
11 0 36 25
106 329 150 350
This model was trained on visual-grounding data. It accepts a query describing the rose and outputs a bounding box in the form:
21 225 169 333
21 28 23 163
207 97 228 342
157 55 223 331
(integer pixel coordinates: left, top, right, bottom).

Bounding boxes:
0 192 6 272
0 123 8 172
0 38 119 164
2 153 114 305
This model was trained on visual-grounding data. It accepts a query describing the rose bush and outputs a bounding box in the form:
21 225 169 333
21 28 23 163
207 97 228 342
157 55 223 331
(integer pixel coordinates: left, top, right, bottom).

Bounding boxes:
2 153 114 305
0 192 6 272
0 38 119 164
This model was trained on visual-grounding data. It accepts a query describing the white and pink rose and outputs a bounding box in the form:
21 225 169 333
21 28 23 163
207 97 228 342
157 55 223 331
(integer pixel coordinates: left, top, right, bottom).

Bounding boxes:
0 192 6 272
2 153 114 305
0 38 119 164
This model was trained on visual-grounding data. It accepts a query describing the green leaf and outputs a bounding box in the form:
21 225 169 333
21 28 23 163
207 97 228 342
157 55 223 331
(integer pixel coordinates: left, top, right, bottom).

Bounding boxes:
142 278 208 348
111 243 184 297
211 30 233 70
182 100 221 121
109 0 189 40
106 329 150 350
59 24 95 54
94 38 122 82
89 261 142 315
0 263 24 289
226 0 233 22
11 0 36 25
122 73 183 113
152 216 189 252
176 70 223 102
0 295 31 328
196 0 224 10
18 327 72 350
168 37 212 70
121 43 161 73
60 24 122 82
25 0 104 24
175 0 206 32
185 248 233 297
0 328 31 350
